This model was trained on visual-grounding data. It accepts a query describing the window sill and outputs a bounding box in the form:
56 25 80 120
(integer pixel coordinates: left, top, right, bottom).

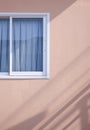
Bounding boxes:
0 75 50 79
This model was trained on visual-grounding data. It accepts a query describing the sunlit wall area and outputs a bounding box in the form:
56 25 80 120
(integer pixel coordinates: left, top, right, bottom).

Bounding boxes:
0 0 89 130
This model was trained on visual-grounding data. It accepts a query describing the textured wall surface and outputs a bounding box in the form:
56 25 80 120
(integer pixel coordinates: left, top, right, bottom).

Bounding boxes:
0 0 90 130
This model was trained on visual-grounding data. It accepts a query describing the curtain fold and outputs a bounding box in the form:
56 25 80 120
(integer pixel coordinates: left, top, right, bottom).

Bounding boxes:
0 19 9 72
12 18 43 72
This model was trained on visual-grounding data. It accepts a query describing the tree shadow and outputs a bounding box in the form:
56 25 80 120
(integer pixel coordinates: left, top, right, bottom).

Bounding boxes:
6 111 47 130
38 84 90 130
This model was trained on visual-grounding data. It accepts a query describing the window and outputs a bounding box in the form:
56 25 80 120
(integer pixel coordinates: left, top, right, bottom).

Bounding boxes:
0 13 50 79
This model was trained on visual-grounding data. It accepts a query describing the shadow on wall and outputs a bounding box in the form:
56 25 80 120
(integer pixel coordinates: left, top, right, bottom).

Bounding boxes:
6 111 47 130
6 84 90 130
45 85 90 130
0 0 89 130
0 0 77 20
1 47 89 130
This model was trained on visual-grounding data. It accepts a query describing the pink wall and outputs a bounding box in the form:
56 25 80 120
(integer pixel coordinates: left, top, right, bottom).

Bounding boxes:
0 0 90 130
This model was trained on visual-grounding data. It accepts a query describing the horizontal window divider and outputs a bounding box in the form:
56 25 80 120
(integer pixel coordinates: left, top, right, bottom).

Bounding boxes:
10 72 44 76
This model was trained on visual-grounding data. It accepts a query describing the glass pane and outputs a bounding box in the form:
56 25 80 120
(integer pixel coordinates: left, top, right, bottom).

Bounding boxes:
0 19 9 72
12 18 43 72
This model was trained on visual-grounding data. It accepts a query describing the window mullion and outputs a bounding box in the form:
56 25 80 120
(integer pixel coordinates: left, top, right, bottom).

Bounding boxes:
43 16 47 76
9 16 13 75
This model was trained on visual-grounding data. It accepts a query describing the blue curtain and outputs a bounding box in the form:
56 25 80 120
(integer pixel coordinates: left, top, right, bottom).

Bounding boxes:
0 19 9 72
12 18 43 72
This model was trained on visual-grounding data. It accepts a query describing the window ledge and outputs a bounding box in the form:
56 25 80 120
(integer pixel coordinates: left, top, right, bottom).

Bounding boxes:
0 75 50 79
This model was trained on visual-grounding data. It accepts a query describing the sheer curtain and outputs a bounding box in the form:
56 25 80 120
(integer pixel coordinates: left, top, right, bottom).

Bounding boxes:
0 19 9 72
12 18 43 72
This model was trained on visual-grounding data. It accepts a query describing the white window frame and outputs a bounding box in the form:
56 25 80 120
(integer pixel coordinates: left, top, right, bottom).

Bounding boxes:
0 12 50 79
